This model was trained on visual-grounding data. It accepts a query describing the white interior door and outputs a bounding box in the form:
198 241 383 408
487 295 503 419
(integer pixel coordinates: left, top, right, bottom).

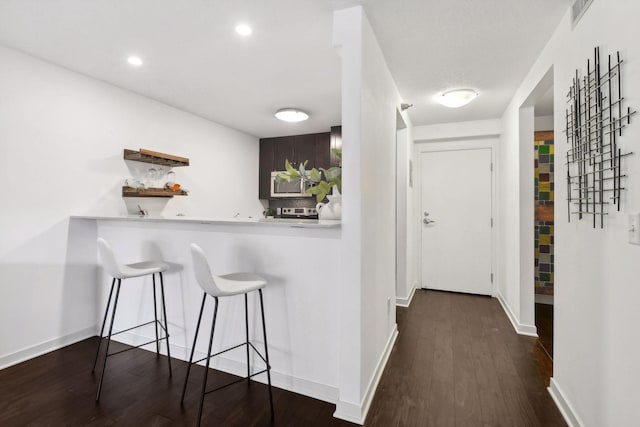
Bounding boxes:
420 148 492 295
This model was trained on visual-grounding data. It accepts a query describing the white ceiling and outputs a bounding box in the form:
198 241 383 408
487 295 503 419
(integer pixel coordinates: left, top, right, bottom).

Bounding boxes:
0 0 572 138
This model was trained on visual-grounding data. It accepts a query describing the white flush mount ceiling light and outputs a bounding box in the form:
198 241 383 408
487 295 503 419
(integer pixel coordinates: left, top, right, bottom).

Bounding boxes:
436 89 479 108
235 24 253 36
127 56 143 67
275 108 309 122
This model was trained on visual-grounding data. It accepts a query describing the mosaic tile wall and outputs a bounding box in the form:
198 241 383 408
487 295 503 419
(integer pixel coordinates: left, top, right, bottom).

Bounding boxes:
535 133 554 295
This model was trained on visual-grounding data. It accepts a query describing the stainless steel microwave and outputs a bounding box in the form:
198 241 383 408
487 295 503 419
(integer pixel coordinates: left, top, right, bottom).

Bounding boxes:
270 171 312 198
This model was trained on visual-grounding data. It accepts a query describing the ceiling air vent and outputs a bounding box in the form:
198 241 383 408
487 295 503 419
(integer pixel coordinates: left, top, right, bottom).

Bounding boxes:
572 0 594 26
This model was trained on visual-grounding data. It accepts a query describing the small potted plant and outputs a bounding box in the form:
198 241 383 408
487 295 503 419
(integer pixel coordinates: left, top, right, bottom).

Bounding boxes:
277 149 342 220
263 208 276 219
276 149 342 202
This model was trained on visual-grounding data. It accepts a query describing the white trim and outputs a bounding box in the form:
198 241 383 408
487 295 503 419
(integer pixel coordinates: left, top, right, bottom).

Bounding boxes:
333 324 398 425
396 283 416 307
548 377 584 427
334 400 365 425
0 326 97 370
112 331 339 404
495 291 538 337
413 119 501 141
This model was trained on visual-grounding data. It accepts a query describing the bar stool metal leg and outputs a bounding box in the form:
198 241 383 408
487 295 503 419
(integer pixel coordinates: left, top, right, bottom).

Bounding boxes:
152 274 160 355
93 278 115 372
159 272 172 376
181 293 208 404
197 297 219 427
244 293 250 384
258 289 274 420
97 278 122 401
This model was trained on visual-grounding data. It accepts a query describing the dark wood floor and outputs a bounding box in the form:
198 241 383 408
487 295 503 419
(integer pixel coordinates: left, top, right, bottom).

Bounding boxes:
0 290 564 426
367 290 564 427
535 302 554 358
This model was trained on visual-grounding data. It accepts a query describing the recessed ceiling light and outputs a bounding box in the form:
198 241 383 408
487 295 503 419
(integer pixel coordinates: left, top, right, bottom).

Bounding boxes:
436 89 479 108
235 24 252 36
275 108 309 122
127 56 143 67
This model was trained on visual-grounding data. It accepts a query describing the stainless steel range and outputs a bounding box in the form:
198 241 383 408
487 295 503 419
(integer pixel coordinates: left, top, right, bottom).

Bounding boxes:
280 207 318 219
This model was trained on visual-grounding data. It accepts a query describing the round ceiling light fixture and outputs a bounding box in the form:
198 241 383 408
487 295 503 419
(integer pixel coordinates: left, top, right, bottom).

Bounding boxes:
126 55 143 67
436 89 479 108
235 24 253 36
274 108 309 122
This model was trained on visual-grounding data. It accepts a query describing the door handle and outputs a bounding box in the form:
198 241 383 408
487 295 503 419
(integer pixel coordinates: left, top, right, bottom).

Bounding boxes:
423 218 435 225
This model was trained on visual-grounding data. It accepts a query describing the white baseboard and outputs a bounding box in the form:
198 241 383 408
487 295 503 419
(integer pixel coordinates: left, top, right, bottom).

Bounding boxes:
334 400 364 424
548 377 583 427
334 324 398 425
112 331 339 404
396 283 417 307
0 326 97 370
495 291 538 337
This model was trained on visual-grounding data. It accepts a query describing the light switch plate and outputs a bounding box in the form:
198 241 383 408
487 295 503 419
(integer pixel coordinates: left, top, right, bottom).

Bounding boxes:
629 214 640 244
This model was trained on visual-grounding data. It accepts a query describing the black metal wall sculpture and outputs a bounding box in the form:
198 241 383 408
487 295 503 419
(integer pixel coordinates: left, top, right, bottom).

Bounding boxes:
565 47 636 228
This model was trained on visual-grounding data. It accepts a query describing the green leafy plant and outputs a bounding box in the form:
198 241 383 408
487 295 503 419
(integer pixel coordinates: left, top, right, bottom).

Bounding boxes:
276 149 342 202
263 208 276 218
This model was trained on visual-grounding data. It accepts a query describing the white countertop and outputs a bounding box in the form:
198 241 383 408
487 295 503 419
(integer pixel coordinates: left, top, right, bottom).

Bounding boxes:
71 214 341 229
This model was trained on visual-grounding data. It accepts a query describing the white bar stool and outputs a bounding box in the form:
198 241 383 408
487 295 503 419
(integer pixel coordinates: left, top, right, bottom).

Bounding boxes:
93 237 172 401
181 243 274 426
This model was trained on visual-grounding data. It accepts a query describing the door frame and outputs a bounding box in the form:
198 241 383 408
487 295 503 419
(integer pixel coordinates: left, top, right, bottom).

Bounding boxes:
416 137 498 296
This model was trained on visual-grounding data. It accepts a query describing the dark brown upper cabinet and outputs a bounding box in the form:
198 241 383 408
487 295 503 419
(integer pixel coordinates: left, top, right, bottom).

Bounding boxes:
273 136 295 171
258 130 334 200
293 134 317 169
258 137 277 200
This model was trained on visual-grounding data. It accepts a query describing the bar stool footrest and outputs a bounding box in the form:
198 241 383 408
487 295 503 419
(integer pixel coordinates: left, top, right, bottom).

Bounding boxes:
105 336 170 357
192 341 268 367
97 319 170 358
98 319 168 338
204 368 270 396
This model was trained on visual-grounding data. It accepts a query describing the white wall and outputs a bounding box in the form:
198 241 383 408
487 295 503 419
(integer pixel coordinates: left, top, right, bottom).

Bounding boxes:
333 6 407 424
498 0 640 425
359 7 401 399
0 45 263 367
535 115 554 131
395 123 417 306
405 125 418 302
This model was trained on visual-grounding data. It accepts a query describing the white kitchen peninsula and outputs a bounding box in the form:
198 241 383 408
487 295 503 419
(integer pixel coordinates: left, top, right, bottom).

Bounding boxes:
71 215 341 403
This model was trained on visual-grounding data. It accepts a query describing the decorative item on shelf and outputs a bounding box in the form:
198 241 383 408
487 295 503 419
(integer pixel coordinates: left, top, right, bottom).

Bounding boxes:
564 46 637 228
125 178 144 189
163 171 185 192
121 148 189 198
165 171 176 187
146 167 160 188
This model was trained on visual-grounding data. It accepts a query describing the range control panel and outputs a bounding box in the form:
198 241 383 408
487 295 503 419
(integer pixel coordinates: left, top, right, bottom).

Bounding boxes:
281 207 317 218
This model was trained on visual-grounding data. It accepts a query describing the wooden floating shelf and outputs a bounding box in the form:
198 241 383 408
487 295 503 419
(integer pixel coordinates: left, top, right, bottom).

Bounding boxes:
122 186 188 198
124 148 189 167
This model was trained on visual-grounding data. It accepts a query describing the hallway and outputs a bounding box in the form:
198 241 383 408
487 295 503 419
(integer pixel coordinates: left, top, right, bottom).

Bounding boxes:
367 290 564 426
0 290 565 426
